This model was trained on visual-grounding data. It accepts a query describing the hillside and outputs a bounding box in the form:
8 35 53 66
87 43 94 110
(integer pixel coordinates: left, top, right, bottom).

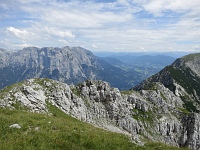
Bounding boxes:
0 77 198 149
0 108 188 150
133 53 200 113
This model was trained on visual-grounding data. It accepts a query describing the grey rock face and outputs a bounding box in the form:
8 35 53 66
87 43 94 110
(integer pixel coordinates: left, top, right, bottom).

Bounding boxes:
0 50 9 67
133 53 200 112
0 46 102 89
132 53 200 149
179 113 200 150
11 46 99 82
1 78 200 149
183 53 200 77
0 46 136 90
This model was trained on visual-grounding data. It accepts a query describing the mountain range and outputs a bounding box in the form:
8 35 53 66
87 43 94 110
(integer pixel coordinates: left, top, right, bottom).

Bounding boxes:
99 54 176 80
0 46 141 90
0 46 177 90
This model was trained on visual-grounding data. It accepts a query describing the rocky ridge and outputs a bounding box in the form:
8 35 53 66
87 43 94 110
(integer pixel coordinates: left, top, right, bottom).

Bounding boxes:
134 53 200 112
0 78 199 149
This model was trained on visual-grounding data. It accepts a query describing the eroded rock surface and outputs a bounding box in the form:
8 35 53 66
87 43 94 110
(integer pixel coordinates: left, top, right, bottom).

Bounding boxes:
0 78 199 149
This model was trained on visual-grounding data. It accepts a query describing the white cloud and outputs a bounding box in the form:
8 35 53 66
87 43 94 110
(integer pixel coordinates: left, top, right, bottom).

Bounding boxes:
40 8 132 29
58 39 69 45
44 27 75 38
115 47 125 50
92 44 98 48
18 0 133 28
0 0 200 52
6 27 34 40
7 27 28 37
18 0 43 4
193 45 200 51
140 46 145 50
0 39 36 50
142 0 200 16
16 43 35 48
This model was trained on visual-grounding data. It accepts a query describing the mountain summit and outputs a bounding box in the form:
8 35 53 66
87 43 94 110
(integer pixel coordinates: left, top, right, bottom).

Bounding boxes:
133 53 200 113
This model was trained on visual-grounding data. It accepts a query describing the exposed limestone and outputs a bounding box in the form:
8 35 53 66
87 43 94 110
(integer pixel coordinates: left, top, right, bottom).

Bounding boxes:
10 124 21 129
0 78 199 149
132 53 200 149
179 113 200 150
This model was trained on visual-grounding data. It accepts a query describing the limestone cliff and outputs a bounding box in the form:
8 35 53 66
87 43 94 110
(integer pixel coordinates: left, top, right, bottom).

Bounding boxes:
132 53 200 149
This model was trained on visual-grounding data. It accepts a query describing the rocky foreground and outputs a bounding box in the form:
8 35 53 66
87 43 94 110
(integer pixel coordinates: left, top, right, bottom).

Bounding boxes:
0 78 199 149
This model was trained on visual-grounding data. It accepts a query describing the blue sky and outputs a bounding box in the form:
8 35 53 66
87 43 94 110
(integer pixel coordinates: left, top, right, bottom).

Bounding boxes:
0 0 200 52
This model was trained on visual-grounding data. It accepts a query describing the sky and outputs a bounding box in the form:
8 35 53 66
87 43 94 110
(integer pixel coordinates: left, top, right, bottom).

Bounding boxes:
0 0 200 52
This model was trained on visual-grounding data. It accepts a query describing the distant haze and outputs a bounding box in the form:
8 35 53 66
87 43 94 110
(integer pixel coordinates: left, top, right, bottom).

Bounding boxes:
93 51 192 58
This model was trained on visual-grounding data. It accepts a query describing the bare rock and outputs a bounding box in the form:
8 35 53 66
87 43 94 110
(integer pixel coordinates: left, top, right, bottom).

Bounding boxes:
10 124 21 129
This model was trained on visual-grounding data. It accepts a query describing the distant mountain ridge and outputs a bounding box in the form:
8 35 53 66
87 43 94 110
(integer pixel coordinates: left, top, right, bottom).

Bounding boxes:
133 53 200 112
0 46 139 90
99 54 176 81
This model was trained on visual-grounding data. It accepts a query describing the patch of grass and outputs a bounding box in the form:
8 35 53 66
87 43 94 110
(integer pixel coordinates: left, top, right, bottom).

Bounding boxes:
183 53 200 62
82 98 91 108
143 142 189 150
0 108 189 150
0 81 24 99
11 101 29 111
33 78 58 90
180 95 199 113
166 66 200 112
33 78 50 86
132 109 154 126
168 66 200 98
177 107 190 114
120 90 134 95
71 87 81 96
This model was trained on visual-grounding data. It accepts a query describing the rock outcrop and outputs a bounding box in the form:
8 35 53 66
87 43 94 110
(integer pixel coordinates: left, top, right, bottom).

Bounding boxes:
134 53 200 112
0 78 199 149
132 53 200 149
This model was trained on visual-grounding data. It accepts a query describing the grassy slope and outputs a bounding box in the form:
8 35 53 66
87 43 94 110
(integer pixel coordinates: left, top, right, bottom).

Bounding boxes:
0 105 189 150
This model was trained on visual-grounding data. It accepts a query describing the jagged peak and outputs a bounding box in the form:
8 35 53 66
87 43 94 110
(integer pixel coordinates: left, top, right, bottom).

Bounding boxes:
5 46 94 55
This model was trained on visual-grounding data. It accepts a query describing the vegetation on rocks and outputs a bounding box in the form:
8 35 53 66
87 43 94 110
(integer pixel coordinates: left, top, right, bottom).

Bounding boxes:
1 52 200 149
0 108 189 150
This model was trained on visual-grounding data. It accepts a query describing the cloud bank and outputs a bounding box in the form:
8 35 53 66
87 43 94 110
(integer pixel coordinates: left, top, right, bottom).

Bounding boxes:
0 0 200 52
